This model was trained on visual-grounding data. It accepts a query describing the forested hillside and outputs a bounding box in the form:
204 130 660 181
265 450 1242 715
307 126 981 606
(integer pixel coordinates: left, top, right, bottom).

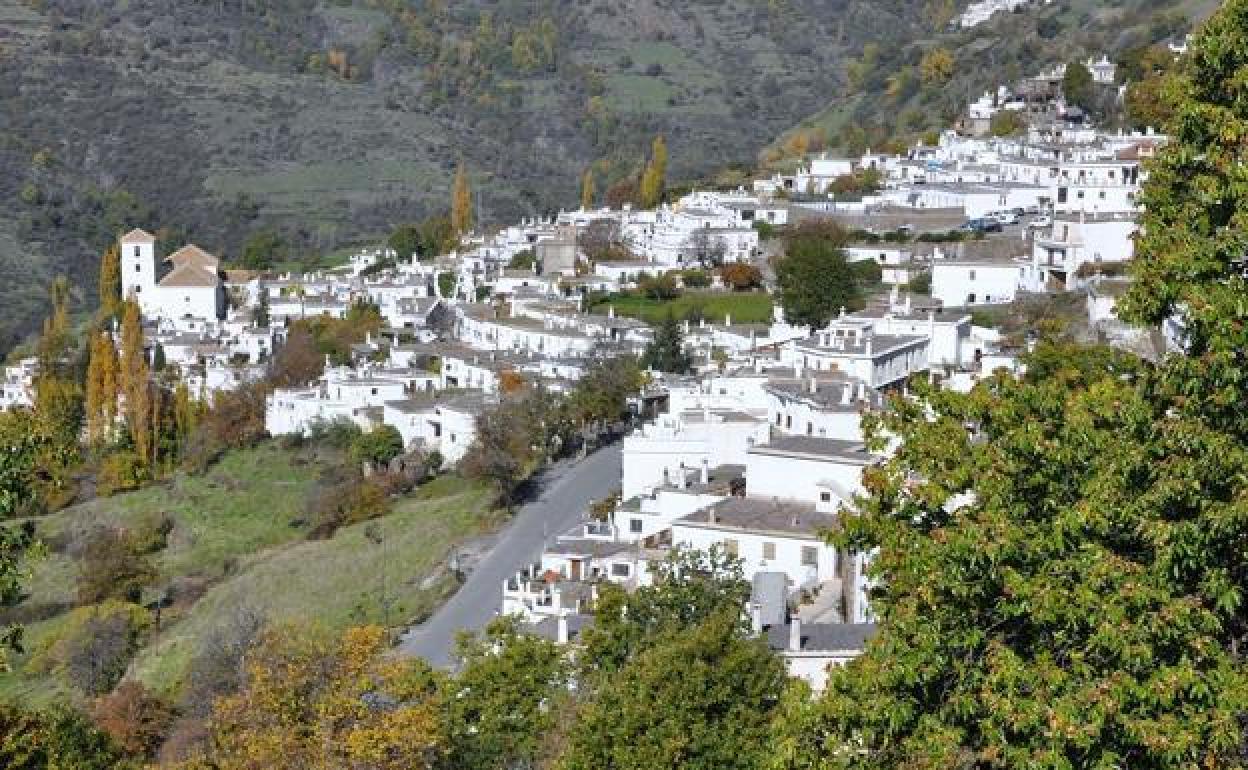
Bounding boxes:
769 0 1218 161
0 0 941 353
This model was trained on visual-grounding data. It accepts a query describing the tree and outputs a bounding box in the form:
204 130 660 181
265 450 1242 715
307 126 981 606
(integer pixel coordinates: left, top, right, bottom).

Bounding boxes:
239 229 287 271
267 326 323 388
451 161 474 237
118 300 154 470
1062 59 1094 107
639 135 668 209
389 223 426 262
989 108 1027 137
580 546 749 672
685 229 727 268
918 47 954 85
461 389 561 508
253 289 270 328
36 276 74 380
0 520 35 669
580 168 596 210
0 703 134 770
84 331 120 446
637 271 681 300
185 625 446 769
447 617 569 770
349 425 405 468
561 612 786 770
719 262 763 291
508 248 537 270
40 600 151 696
97 244 121 321
641 314 692 374
775 221 861 328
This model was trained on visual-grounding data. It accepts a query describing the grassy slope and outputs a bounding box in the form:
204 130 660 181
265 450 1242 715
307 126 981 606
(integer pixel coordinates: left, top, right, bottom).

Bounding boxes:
599 290 773 325
0 445 499 704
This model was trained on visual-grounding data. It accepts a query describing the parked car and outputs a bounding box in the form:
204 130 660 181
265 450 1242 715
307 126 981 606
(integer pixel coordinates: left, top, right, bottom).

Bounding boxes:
1028 215 1053 229
994 211 1021 225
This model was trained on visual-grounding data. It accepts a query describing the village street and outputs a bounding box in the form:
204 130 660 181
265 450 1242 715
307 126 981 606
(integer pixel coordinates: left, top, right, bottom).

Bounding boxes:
397 443 623 667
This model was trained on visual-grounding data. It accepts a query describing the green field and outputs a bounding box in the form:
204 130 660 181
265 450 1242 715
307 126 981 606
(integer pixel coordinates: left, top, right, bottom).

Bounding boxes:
0 445 500 704
597 290 774 325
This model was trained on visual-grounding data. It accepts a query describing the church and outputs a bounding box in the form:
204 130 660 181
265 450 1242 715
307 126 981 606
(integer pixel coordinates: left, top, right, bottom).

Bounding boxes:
119 228 225 321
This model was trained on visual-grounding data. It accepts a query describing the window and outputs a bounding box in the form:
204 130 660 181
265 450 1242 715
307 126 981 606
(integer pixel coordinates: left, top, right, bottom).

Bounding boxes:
611 563 630 577
133 246 140 257
968 270 976 280
820 491 832 503
723 539 739 556
801 546 818 566
806 422 813 435
135 264 141 273
763 542 776 560
629 519 643 534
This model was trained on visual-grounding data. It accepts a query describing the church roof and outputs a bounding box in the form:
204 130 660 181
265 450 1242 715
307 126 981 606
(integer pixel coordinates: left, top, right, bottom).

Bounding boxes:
159 263 220 288
166 244 219 268
120 228 156 244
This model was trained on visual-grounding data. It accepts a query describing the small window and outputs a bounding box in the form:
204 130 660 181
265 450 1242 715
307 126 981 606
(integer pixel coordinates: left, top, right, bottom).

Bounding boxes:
629 519 643 534
611 563 630 577
723 539 739 556
135 264 141 273
969 270 976 280
820 492 832 503
763 542 776 560
801 546 818 566
133 246 140 257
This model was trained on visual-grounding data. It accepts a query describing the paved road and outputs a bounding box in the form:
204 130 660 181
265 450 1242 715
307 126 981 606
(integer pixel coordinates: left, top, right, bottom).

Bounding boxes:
397 443 622 667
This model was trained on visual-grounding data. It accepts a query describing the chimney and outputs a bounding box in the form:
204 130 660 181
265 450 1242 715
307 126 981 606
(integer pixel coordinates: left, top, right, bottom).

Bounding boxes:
808 376 817 395
750 603 763 634
841 383 852 405
753 356 763 374
608 304 615 319
724 313 732 327
795 357 803 378
701 457 710 485
556 614 569 644
788 616 802 652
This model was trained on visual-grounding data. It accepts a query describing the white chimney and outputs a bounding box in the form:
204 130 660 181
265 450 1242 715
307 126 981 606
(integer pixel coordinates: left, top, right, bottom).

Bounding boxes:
724 313 732 327
750 603 763 634
788 616 802 652
841 384 853 405
608 304 615 319
808 376 817 395
700 457 710 485
556 614 569 644
753 357 763 374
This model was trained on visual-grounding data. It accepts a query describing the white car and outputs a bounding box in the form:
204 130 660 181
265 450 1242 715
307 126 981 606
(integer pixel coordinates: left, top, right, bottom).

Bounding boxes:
1028 216 1052 229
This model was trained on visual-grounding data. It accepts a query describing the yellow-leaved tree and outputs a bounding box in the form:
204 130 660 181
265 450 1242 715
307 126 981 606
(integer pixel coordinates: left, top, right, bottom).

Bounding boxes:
580 168 596 211
451 161 474 237
638 135 667 209
98 243 121 321
84 331 119 446
117 299 152 468
180 625 446 770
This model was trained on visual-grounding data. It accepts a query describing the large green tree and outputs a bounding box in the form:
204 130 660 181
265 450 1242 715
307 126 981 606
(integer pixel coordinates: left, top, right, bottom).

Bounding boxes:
641 314 692 374
775 221 861 329
776 10 1248 768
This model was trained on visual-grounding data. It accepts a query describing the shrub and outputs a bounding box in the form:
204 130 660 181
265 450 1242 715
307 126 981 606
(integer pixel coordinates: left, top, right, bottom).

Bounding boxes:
719 262 763 291
35 601 151 695
96 451 145 497
306 473 389 538
348 425 405 468
91 681 176 758
680 269 711 289
307 416 362 450
77 528 157 605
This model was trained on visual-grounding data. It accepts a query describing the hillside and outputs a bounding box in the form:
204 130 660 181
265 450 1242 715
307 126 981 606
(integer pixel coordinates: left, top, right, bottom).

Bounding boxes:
769 0 1220 161
0 0 944 353
0 442 500 709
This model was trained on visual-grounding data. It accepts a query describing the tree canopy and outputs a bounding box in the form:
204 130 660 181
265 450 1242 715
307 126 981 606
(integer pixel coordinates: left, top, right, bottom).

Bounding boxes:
775 222 862 329
641 314 693 374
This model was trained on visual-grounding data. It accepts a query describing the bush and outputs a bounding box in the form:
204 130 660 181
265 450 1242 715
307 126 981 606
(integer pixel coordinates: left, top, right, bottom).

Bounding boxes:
91 682 176 758
680 269 711 288
307 416 362 450
348 425 405 468
906 272 932 295
35 601 151 695
77 528 157 605
850 259 883 286
306 472 389 538
97 451 145 497
719 262 763 291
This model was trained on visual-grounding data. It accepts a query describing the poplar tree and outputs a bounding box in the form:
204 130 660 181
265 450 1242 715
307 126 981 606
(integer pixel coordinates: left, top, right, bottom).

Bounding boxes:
84 332 119 446
639 135 667 209
580 168 596 211
97 244 121 321
118 300 152 468
451 161 474 236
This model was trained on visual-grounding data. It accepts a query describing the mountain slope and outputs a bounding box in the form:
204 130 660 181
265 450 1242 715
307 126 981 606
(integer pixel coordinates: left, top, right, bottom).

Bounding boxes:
0 0 943 352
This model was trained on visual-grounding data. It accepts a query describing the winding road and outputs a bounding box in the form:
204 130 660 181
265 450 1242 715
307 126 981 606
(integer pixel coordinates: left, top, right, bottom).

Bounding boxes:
397 443 622 667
